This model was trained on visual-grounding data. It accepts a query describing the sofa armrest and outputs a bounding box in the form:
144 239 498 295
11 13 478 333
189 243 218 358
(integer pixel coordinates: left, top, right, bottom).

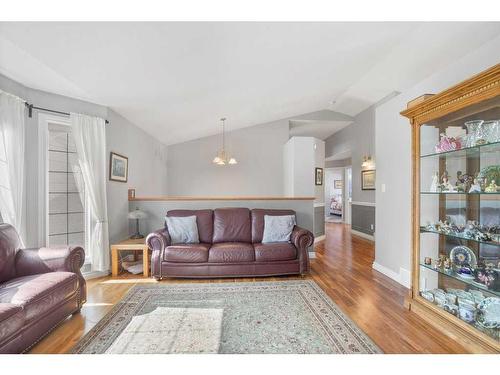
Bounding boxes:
15 246 85 276
15 246 87 307
146 227 170 279
291 226 314 274
146 227 171 251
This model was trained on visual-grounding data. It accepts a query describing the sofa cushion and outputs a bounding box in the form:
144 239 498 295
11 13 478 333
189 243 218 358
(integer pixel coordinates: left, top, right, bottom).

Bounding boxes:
208 243 255 263
0 224 21 283
262 214 296 243
164 243 210 263
251 209 296 243
254 243 297 262
165 215 199 244
213 208 252 243
0 303 24 344
0 272 78 321
167 210 213 244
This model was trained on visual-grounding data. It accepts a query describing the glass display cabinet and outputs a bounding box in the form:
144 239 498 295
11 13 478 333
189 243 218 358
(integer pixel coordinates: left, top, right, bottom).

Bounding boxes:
401 64 500 353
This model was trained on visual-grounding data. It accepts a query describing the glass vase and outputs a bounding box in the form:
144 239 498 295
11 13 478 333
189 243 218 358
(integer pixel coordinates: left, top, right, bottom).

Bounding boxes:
484 120 500 143
464 120 484 147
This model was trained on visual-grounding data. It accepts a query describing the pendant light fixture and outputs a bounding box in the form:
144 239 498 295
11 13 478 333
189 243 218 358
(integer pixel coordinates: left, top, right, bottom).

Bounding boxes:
212 117 237 165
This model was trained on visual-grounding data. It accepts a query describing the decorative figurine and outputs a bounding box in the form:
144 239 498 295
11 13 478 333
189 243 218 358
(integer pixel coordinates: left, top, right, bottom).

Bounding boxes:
424 257 432 265
468 178 482 193
441 176 456 192
435 133 461 153
456 171 473 192
463 221 492 242
444 257 452 270
435 256 445 269
474 267 499 292
485 179 499 193
430 172 439 192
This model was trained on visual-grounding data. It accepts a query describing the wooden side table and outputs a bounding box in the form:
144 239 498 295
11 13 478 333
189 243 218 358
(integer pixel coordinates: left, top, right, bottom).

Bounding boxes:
111 238 150 277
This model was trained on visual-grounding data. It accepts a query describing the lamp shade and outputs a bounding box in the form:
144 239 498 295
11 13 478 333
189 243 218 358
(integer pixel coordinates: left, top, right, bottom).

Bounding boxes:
128 208 148 220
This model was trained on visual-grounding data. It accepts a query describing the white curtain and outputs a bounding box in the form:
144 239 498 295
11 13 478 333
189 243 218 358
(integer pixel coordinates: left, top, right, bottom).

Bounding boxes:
70 112 109 272
0 90 25 244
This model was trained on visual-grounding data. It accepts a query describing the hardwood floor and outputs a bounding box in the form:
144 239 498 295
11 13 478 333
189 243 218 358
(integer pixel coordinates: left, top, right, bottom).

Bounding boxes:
29 222 467 354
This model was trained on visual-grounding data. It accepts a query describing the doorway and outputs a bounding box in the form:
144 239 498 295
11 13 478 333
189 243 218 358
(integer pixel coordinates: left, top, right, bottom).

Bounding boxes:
324 166 352 224
324 168 344 223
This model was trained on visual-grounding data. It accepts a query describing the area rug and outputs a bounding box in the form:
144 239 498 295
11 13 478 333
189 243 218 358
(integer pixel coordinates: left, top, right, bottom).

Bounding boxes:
71 280 381 354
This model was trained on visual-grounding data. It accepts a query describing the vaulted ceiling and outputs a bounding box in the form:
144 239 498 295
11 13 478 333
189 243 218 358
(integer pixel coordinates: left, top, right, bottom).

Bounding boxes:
1 22 499 145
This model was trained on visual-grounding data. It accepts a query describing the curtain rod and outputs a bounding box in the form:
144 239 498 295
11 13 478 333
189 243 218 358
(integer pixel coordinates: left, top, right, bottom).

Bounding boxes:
25 102 109 124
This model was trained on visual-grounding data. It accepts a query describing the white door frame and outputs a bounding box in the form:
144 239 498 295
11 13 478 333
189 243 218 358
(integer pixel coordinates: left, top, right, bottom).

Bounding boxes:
344 166 352 225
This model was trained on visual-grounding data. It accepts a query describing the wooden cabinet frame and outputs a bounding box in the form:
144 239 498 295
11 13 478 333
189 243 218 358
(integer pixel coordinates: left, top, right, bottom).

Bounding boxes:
401 64 500 353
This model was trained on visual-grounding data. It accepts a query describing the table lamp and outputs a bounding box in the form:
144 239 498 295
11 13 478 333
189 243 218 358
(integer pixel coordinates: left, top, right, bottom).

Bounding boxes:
128 208 148 239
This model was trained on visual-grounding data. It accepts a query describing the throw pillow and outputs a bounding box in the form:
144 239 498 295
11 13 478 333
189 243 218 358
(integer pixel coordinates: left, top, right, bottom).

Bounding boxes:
165 215 200 244
262 214 296 243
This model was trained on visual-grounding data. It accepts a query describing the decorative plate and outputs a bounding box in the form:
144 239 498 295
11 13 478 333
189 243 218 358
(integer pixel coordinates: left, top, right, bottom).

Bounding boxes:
450 246 477 267
476 297 500 329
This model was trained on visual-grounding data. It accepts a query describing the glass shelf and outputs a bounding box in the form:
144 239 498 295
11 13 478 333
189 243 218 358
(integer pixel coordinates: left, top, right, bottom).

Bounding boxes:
420 191 500 195
421 140 500 159
420 263 500 298
420 228 500 248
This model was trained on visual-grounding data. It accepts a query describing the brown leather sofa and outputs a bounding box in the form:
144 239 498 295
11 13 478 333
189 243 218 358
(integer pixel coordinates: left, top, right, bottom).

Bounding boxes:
0 224 86 353
146 208 314 279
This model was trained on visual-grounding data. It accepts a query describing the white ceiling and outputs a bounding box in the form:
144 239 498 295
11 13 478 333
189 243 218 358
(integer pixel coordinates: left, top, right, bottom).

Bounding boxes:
0 22 499 145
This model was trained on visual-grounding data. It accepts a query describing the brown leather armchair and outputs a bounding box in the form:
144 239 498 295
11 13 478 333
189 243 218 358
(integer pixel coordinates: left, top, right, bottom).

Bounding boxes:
0 223 86 353
147 208 314 279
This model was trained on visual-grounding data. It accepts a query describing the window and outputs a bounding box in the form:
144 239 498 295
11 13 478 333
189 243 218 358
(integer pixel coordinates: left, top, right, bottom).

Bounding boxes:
0 132 7 224
47 123 85 247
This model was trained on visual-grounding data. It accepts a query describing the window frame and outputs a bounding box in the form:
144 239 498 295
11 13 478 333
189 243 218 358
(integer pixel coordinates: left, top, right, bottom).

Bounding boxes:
38 113 91 265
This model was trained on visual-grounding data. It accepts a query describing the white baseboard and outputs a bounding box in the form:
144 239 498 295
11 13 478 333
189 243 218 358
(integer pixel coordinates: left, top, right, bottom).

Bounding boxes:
351 229 375 241
308 251 316 259
399 267 411 288
314 234 325 243
372 262 411 288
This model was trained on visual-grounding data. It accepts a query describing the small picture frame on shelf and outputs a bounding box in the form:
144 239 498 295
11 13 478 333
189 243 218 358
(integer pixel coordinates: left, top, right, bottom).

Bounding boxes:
361 170 375 190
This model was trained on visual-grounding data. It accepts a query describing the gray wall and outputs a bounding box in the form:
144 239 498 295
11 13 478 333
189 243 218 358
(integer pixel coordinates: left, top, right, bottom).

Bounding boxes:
0 73 168 249
167 119 289 196
314 205 325 237
351 205 375 235
375 34 500 286
106 110 168 244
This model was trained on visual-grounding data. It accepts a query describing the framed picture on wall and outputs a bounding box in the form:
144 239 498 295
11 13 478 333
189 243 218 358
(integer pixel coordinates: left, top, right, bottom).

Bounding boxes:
334 180 343 189
109 152 128 182
315 168 323 185
361 170 375 190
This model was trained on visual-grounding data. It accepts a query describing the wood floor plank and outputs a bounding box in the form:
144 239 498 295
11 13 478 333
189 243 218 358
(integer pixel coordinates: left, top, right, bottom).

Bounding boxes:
29 222 466 354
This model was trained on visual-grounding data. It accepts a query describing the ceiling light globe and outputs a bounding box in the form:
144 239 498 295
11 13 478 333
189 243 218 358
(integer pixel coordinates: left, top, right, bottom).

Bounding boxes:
228 158 237 165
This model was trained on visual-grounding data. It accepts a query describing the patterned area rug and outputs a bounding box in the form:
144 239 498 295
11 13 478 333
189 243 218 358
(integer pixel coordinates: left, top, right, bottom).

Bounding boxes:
71 280 381 354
